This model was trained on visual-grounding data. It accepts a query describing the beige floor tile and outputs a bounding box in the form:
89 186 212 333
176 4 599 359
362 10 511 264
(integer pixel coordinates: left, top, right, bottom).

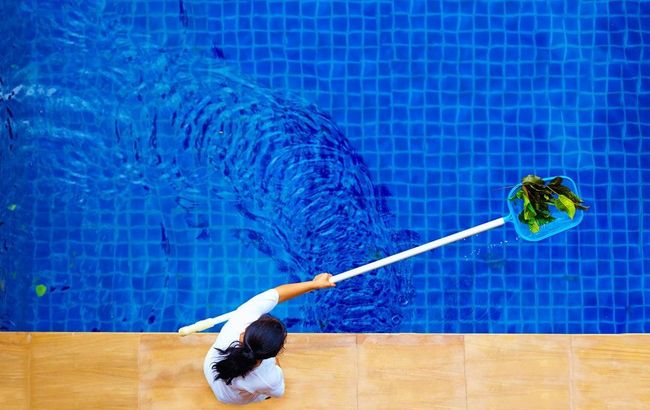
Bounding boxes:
229 334 359 410
30 332 140 410
357 334 466 410
139 333 217 410
269 333 358 410
140 333 357 410
3 331 649 410
465 335 570 410
571 335 650 410
0 332 31 410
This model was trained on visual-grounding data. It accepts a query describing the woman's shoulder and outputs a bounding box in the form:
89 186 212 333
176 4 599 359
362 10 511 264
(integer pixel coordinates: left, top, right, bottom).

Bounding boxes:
257 359 284 381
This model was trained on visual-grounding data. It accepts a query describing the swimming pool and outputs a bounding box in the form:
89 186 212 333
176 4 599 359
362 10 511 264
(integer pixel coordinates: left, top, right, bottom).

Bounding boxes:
1 0 648 333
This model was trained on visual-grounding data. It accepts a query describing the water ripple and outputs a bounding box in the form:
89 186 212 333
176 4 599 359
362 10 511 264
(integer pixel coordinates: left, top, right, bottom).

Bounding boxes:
1 1 417 331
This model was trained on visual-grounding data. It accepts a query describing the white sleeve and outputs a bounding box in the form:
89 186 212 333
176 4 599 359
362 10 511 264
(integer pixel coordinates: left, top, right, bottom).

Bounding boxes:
214 289 279 350
235 288 280 317
265 365 285 398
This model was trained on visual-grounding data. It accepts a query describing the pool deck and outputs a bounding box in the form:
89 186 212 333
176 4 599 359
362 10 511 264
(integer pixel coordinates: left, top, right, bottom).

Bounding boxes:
1 332 649 409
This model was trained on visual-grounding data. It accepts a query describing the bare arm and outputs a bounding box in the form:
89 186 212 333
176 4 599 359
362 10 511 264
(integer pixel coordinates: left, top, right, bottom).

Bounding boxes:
275 273 335 304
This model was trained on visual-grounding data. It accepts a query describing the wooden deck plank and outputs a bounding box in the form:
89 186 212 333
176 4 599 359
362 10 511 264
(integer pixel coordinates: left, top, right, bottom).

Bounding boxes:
357 334 466 410
139 333 215 410
139 333 357 410
30 333 140 410
2 333 650 409
571 335 650 410
270 333 357 410
464 335 571 410
0 332 31 410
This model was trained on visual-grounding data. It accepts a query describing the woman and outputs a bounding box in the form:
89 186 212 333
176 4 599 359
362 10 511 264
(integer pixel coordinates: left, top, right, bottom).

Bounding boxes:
203 273 335 404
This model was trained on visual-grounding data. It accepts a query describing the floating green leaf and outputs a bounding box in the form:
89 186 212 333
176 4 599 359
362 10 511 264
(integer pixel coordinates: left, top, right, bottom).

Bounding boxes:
35 284 47 297
511 175 588 233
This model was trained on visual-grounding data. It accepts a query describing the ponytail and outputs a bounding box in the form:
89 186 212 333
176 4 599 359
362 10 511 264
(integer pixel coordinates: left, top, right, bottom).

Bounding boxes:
212 341 258 385
212 314 287 385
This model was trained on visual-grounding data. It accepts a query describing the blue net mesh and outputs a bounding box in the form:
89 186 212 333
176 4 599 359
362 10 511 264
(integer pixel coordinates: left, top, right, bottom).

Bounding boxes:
507 176 585 242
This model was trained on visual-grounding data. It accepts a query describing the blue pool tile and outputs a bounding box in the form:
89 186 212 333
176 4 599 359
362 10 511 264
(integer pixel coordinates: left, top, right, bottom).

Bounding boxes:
2 0 648 335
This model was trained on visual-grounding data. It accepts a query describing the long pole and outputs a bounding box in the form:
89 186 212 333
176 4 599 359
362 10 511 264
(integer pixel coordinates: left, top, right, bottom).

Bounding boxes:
178 217 507 336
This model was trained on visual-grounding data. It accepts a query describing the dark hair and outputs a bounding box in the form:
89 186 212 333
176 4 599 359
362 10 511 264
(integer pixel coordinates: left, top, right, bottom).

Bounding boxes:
212 314 287 385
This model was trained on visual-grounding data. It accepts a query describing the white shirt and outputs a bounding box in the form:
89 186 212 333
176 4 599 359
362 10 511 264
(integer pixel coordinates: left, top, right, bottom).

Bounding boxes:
203 289 285 404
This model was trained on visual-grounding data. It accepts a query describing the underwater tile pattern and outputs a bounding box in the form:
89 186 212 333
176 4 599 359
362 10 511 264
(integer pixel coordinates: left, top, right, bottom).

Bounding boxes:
0 0 649 333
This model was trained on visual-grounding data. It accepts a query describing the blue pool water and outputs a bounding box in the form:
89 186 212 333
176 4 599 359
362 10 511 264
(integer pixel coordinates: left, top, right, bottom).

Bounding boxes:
1 0 648 333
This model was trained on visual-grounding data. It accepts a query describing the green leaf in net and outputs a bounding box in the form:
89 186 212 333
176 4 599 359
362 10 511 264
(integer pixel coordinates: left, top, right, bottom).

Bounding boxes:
529 219 540 233
557 195 576 219
511 175 587 233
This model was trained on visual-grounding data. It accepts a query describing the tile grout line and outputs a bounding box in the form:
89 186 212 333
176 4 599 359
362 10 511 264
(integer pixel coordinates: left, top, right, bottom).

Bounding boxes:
462 335 469 410
355 334 359 410
137 333 142 410
28 332 32 410
569 336 575 410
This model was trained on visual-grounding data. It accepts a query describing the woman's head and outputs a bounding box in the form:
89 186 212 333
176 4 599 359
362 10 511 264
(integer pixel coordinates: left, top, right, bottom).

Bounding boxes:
242 314 287 359
212 314 287 385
